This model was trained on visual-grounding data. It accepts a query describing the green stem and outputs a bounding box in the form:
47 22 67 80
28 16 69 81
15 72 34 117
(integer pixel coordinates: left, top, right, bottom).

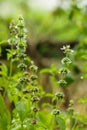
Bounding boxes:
9 60 12 77
71 119 78 130
21 121 24 130
9 45 13 77
33 125 36 130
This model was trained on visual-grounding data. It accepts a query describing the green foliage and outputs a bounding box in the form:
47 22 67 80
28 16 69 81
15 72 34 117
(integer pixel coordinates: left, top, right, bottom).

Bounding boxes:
56 116 66 130
0 95 10 130
0 2 87 128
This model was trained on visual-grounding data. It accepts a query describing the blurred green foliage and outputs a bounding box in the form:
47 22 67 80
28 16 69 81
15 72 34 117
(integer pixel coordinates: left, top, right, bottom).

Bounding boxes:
0 0 83 43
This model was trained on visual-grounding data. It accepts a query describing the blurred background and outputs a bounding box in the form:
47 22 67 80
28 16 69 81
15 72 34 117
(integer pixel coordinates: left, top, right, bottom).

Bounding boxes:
0 0 87 113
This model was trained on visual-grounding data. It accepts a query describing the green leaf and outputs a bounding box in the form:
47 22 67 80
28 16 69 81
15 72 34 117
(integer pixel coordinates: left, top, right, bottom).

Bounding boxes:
7 49 16 60
38 111 52 128
28 125 35 130
0 95 10 130
16 100 28 122
56 116 66 130
0 40 7 45
78 95 87 103
83 73 87 78
76 114 87 125
40 68 52 74
0 64 8 77
81 55 87 60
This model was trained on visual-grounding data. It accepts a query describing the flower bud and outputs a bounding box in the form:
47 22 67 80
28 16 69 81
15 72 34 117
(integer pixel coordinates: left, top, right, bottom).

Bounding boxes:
30 75 38 81
32 107 39 113
31 96 40 102
58 79 67 87
61 57 72 65
55 92 64 99
52 109 60 115
31 119 37 124
59 68 69 75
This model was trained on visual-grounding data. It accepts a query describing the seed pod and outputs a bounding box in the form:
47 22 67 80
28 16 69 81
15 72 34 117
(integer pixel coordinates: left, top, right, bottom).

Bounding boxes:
31 119 37 124
18 24 24 28
30 81 38 86
59 68 69 75
18 44 25 50
29 65 38 72
30 75 38 81
55 92 64 99
52 109 60 115
9 21 18 35
31 96 40 102
17 63 27 70
32 107 39 113
19 16 24 21
24 71 29 76
19 77 29 84
23 89 31 94
32 87 39 93
58 79 67 87
69 100 74 107
18 33 24 38
61 57 72 65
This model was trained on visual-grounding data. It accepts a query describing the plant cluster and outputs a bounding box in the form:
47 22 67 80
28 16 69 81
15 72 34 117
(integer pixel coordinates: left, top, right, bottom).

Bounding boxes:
0 16 41 130
0 16 87 130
